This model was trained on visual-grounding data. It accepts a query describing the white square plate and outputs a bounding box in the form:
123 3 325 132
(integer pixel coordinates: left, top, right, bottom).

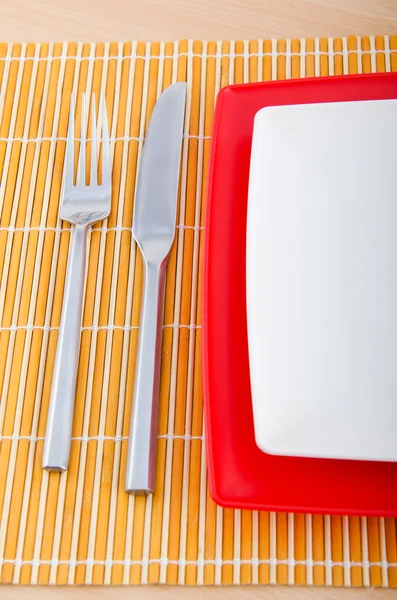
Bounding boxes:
247 99 397 462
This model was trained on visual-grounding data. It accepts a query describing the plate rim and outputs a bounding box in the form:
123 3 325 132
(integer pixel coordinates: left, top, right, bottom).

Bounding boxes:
203 72 397 516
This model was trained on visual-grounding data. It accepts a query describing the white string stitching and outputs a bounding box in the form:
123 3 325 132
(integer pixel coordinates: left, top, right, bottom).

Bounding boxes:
0 133 211 143
0 557 394 567
0 323 202 332
0 434 205 442
176 225 204 231
163 323 201 330
0 225 203 233
0 49 394 63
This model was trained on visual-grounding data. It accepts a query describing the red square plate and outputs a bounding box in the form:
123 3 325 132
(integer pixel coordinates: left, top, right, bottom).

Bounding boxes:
203 73 397 516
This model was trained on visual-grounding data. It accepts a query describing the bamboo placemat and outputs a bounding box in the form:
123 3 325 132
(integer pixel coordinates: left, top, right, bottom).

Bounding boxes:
0 36 396 587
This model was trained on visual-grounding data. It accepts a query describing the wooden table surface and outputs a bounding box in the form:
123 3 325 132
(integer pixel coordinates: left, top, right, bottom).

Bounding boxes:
1 0 397 598
1 0 396 41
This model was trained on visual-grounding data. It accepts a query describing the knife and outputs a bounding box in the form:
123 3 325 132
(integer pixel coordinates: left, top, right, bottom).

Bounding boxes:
126 82 187 494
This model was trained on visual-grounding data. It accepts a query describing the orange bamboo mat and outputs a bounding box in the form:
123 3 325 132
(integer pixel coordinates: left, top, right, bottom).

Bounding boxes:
0 36 396 587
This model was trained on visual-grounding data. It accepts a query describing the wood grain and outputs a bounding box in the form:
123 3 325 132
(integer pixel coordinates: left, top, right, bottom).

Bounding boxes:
2 584 397 599
0 0 396 42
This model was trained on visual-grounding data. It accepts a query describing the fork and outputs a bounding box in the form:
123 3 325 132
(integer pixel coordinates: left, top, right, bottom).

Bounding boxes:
42 93 111 471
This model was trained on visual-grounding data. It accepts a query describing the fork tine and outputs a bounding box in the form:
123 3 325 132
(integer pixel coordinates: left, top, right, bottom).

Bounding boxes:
90 94 97 186
65 93 75 189
100 92 111 189
78 93 87 186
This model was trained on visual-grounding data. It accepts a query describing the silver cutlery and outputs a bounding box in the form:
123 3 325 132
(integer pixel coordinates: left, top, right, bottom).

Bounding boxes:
125 82 187 493
43 93 111 471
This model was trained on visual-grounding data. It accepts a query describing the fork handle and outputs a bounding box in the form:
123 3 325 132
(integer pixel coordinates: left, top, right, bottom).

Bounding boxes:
126 258 167 493
43 224 87 471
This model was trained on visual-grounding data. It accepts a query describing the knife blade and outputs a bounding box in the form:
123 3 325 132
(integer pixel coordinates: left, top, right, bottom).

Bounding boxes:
126 82 187 493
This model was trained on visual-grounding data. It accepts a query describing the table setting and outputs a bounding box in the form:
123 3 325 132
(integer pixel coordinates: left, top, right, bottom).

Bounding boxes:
0 35 396 591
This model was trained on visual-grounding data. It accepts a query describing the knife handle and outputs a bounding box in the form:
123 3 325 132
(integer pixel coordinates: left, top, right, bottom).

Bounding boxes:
126 258 167 493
